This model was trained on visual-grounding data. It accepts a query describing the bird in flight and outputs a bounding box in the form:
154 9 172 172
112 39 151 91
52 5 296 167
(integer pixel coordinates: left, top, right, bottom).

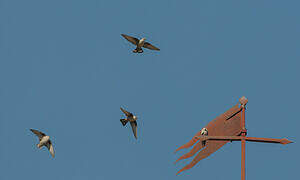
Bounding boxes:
121 34 160 53
120 107 138 139
30 129 55 157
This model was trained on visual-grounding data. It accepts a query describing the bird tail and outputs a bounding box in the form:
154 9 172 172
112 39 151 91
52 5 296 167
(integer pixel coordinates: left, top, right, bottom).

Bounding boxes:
120 119 128 126
133 48 143 53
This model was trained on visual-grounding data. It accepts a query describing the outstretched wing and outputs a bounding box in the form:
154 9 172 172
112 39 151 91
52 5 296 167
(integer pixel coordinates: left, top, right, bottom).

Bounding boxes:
121 34 139 45
30 129 46 140
120 107 133 117
143 42 160 51
45 141 55 158
130 121 137 139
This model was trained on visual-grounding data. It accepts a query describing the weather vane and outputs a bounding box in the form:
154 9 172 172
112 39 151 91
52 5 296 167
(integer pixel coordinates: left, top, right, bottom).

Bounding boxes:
175 96 293 180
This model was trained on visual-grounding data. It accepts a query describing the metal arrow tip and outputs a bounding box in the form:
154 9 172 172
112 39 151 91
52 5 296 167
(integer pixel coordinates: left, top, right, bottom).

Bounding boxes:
281 138 293 145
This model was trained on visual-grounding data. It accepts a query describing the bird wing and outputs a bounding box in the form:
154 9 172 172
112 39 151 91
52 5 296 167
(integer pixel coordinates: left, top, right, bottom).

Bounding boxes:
30 129 46 140
130 121 137 139
45 141 55 158
120 107 133 117
121 34 139 45
143 42 160 51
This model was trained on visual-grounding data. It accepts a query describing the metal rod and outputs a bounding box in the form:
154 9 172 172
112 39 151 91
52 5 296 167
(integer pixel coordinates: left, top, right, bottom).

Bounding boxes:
244 137 293 144
240 99 246 180
194 136 292 144
241 137 246 180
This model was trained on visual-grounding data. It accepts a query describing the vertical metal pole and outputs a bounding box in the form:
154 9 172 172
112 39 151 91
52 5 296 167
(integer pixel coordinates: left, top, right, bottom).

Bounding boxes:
241 105 246 180
241 137 246 180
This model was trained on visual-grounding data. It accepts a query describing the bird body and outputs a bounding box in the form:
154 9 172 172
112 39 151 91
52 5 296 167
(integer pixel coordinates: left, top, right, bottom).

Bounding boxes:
30 129 55 157
137 38 146 49
128 115 137 122
37 135 50 148
200 128 208 146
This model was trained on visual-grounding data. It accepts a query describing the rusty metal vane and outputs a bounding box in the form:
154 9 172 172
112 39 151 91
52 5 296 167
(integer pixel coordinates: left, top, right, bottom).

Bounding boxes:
174 96 293 180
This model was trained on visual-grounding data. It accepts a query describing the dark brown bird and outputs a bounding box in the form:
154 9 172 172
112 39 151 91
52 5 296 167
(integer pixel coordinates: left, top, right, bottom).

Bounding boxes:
121 34 160 53
120 107 138 139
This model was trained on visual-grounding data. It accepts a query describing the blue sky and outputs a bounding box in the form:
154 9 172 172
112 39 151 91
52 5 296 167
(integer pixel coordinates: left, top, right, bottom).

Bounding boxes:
0 0 299 179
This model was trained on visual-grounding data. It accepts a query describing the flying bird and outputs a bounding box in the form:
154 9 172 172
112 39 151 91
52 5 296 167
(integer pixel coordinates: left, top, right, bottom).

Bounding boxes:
120 107 138 139
121 34 160 53
30 129 55 157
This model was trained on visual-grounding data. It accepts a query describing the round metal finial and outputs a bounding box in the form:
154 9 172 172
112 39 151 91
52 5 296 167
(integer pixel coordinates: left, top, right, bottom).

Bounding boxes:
239 96 248 107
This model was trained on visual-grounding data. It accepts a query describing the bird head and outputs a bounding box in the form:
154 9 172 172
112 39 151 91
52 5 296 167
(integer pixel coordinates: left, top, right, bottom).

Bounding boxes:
141 38 146 42
200 128 208 136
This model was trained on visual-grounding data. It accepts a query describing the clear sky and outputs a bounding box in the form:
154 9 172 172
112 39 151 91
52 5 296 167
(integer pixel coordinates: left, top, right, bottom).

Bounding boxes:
0 0 299 179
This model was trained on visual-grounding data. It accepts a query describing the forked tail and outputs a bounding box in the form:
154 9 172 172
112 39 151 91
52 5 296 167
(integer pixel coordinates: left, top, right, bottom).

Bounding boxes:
120 119 128 126
133 48 143 53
